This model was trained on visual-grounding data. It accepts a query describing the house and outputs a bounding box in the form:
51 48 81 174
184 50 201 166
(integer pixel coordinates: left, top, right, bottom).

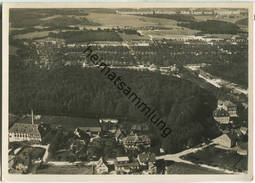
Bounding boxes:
115 161 140 174
99 118 119 124
213 108 231 124
137 152 156 166
240 127 248 135
99 118 119 133
122 134 151 150
148 162 157 174
116 157 130 165
213 133 237 148
9 123 41 143
78 127 101 136
222 100 238 117
96 157 109 174
70 139 86 154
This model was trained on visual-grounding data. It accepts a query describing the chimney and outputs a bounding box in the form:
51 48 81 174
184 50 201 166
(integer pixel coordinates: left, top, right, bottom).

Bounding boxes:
31 109 34 125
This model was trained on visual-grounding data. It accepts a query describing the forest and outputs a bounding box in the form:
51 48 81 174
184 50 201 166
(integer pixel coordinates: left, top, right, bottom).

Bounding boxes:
140 14 195 22
48 30 123 43
10 55 220 153
178 20 242 34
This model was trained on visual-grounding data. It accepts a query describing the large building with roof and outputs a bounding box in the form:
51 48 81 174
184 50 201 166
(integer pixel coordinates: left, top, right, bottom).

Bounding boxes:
213 108 231 124
122 134 151 150
9 123 42 143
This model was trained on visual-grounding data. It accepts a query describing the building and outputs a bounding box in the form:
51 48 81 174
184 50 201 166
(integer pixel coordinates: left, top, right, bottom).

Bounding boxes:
222 101 238 117
240 127 248 135
99 118 119 124
116 156 130 164
237 142 248 155
115 161 140 174
78 127 101 136
148 162 157 174
99 118 119 133
213 133 236 148
9 110 42 143
9 123 41 143
122 134 151 150
137 152 156 166
213 108 231 124
96 157 109 174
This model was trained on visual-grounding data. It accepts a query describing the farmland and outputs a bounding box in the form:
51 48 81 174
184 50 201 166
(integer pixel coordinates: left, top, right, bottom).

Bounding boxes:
166 162 225 174
181 145 248 172
13 31 58 40
86 12 179 29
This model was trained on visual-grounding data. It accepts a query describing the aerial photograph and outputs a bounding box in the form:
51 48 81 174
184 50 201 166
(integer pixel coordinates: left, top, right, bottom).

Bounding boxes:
8 7 249 175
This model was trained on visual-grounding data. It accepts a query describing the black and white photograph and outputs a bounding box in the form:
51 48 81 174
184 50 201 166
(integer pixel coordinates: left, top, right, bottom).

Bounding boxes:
2 2 253 181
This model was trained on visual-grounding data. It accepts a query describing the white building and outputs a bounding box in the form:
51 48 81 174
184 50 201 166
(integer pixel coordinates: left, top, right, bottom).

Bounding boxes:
9 123 41 143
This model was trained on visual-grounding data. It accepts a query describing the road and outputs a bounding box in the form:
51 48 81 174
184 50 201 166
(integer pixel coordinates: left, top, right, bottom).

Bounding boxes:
156 140 244 174
156 142 213 162
184 64 248 97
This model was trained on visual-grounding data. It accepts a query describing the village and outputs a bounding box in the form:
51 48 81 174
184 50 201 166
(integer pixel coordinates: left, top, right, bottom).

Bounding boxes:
8 95 248 175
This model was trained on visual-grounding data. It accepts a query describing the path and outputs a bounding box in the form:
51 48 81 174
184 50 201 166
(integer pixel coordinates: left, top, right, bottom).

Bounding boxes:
156 140 244 174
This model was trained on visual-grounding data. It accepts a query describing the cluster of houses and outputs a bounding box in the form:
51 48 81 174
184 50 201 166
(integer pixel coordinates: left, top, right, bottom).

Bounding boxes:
213 99 238 124
212 100 248 155
9 115 158 174
94 152 157 174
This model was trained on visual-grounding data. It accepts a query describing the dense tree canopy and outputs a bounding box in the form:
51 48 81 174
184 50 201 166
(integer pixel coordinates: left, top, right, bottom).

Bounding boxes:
10 57 220 153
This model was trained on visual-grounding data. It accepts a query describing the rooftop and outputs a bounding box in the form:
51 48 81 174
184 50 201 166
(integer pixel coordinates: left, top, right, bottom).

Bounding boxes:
213 108 229 117
116 157 129 162
9 123 41 137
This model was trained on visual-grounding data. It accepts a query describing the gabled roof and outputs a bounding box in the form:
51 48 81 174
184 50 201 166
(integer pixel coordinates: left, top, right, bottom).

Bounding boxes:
116 156 129 162
9 123 41 137
123 134 150 143
213 108 229 117
96 157 109 168
223 100 236 107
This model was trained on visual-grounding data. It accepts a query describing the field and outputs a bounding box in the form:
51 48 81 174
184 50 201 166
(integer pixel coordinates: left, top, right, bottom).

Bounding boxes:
36 164 93 174
166 162 225 174
13 31 58 40
86 12 179 29
181 145 248 172
141 28 199 40
118 32 150 41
